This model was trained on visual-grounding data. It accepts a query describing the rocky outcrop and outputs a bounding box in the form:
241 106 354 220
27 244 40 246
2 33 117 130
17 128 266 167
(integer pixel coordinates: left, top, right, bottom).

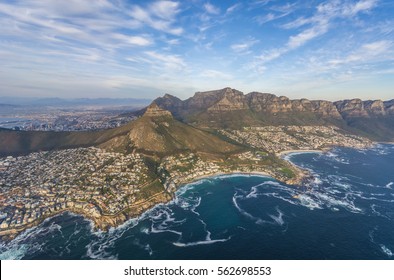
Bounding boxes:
143 103 173 118
385 100 394 114
311 100 342 117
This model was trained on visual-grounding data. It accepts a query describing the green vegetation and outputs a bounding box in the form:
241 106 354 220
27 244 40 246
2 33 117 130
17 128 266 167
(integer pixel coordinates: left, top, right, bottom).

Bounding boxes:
280 167 295 178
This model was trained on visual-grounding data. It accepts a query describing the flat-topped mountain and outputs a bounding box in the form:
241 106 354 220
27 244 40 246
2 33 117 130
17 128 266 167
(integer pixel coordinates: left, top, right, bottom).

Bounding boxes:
153 87 394 140
155 87 394 118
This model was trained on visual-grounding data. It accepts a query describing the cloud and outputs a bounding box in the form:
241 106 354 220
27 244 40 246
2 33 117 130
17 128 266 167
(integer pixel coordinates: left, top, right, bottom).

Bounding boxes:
342 0 378 16
254 1 296 25
231 38 259 54
149 1 180 20
144 51 186 71
259 0 380 63
287 22 329 49
200 69 233 79
226 3 241 14
130 2 183 35
112 34 153 46
328 40 392 66
204 3 220 15
255 12 291 25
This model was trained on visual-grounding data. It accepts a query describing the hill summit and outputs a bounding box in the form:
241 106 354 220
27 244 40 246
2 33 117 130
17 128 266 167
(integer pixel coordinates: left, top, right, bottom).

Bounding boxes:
143 103 173 118
98 100 242 156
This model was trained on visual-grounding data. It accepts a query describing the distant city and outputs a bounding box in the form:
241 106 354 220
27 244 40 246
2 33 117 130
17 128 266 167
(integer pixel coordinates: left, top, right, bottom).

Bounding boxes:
0 97 150 131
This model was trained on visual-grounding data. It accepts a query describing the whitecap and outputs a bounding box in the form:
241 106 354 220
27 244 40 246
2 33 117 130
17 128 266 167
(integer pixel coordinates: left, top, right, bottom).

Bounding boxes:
297 194 322 210
314 193 363 213
268 207 285 226
232 194 267 225
172 237 230 247
0 244 29 260
246 186 260 198
380 245 393 258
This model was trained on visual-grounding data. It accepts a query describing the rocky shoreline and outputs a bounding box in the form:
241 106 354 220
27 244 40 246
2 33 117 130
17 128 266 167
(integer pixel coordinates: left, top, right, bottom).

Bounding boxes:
0 162 308 242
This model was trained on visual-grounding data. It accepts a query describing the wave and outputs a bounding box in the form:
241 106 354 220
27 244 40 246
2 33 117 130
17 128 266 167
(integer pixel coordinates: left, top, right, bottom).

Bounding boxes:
232 194 267 225
171 211 232 248
172 237 231 247
368 226 393 258
0 217 65 260
297 194 322 210
268 207 285 226
314 193 363 213
380 245 393 258
84 214 141 260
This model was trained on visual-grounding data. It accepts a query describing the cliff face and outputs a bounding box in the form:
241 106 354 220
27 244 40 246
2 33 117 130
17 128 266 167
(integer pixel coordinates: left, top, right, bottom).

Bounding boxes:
153 88 394 119
335 99 394 117
207 88 248 111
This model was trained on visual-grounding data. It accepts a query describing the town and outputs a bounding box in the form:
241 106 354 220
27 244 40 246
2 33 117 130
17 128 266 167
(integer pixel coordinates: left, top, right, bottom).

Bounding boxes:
0 148 161 236
219 126 372 154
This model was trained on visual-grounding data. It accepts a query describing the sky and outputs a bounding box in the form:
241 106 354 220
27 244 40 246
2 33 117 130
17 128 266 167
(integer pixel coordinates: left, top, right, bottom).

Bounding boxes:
0 0 393 101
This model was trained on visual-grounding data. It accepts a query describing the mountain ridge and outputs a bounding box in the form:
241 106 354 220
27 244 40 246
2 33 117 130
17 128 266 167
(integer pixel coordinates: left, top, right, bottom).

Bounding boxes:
152 87 394 140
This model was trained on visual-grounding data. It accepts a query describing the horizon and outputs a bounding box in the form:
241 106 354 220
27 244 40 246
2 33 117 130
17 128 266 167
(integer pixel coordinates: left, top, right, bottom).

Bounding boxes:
0 0 393 100
1 86 394 103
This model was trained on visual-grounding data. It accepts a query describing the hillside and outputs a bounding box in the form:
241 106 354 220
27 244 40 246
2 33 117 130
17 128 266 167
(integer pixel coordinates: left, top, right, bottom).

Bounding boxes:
98 103 242 156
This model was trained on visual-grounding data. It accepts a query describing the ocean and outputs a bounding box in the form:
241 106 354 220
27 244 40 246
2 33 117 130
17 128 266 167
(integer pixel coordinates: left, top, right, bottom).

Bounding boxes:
1 144 393 260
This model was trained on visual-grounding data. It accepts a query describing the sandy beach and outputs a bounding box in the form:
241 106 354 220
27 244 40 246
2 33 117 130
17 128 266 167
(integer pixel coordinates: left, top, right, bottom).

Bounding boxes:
276 149 326 157
178 171 273 186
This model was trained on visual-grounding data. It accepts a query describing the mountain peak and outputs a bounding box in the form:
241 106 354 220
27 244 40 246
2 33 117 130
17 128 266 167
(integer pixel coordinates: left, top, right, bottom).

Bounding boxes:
163 93 176 99
143 102 173 118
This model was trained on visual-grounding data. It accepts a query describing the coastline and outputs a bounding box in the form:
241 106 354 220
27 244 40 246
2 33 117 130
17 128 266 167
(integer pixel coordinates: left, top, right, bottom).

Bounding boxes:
2 144 380 242
0 171 285 242
178 171 272 186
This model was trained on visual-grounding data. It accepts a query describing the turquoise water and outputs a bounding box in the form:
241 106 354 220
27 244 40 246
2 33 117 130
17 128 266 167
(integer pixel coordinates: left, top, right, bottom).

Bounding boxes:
1 144 393 259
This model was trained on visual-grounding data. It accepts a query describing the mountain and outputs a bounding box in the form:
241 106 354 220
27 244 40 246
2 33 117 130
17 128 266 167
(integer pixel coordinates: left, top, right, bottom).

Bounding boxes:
99 103 242 156
153 88 343 129
152 87 394 140
0 103 243 157
334 99 394 140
